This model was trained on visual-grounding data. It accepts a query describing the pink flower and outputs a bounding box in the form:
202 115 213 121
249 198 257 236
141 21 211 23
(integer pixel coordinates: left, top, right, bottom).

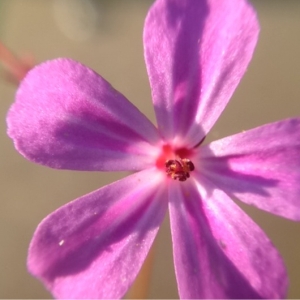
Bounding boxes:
6 0 300 298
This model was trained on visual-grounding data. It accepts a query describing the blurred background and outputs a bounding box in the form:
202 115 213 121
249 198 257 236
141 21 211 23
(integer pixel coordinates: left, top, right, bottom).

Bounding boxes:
0 0 300 298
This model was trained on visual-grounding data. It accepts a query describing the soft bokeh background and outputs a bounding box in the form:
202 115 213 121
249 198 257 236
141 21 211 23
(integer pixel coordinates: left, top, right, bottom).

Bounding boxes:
1 0 300 298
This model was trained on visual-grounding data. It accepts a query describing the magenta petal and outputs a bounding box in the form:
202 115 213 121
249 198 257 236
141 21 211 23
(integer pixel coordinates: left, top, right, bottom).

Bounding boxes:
7 58 160 171
199 118 300 220
144 0 259 146
169 179 287 299
27 169 167 299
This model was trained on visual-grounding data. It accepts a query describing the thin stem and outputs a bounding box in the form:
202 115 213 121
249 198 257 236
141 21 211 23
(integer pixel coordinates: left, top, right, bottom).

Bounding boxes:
0 42 33 83
126 242 156 299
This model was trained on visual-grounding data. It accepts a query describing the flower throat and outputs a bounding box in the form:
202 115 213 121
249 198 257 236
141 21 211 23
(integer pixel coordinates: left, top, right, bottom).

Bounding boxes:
156 144 195 181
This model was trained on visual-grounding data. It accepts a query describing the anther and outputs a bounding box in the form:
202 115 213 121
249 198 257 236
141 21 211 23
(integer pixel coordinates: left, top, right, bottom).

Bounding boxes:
165 158 195 181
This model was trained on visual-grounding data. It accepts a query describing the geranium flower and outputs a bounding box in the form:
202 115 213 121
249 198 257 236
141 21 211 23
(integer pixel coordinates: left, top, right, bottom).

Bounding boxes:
6 0 300 298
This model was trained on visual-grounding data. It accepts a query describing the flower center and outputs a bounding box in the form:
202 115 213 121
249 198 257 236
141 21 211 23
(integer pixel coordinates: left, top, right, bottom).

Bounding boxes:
165 158 195 181
156 144 195 181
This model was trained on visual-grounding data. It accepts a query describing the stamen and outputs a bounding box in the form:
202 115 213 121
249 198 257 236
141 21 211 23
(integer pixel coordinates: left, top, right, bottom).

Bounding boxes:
165 158 195 181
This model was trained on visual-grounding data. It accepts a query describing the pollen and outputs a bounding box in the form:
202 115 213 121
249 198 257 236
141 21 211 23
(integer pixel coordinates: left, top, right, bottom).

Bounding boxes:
165 158 195 181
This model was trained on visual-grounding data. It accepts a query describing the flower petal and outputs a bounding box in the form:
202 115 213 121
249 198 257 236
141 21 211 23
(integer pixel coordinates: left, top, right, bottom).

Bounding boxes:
7 58 160 171
144 0 259 146
27 169 167 299
169 178 287 299
199 118 300 220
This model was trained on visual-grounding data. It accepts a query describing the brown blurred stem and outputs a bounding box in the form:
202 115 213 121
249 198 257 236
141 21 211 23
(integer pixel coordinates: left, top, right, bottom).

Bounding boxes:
0 42 33 84
126 242 156 299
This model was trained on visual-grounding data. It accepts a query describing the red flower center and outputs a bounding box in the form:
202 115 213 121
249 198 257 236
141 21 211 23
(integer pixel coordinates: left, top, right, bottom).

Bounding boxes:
156 144 195 181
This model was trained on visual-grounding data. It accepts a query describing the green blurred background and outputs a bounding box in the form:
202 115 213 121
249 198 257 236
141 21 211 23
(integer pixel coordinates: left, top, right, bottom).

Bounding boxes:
0 0 299 298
